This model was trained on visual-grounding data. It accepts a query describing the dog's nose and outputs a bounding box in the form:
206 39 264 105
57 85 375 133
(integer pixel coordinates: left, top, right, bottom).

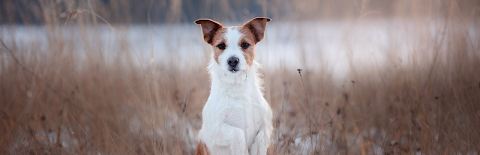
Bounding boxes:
227 57 239 67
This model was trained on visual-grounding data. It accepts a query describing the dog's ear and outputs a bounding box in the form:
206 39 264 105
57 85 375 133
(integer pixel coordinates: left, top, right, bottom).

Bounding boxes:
195 19 223 44
243 17 271 43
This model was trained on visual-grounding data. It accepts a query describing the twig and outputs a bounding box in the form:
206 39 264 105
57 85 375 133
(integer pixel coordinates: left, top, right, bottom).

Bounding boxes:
296 69 317 126
297 69 317 153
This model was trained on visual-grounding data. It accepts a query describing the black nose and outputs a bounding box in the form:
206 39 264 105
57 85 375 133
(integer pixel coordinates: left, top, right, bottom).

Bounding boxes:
227 57 239 67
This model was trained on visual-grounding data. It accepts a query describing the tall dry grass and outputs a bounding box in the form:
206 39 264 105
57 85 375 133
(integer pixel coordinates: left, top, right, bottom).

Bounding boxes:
1 0 480 154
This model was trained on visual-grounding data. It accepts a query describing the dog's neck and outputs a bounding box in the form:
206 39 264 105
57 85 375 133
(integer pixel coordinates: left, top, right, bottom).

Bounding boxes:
208 60 263 99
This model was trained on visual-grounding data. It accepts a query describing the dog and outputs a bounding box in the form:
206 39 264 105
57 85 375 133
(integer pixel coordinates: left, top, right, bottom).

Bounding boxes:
194 17 273 155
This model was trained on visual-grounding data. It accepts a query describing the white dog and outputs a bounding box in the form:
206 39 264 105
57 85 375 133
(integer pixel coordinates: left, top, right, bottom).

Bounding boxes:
195 17 273 155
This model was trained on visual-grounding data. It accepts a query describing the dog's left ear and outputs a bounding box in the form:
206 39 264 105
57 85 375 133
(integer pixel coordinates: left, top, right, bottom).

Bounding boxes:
243 17 271 43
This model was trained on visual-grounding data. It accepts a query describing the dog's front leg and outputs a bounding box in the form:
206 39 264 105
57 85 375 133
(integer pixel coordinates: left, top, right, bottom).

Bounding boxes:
249 130 268 155
214 123 248 155
249 109 273 155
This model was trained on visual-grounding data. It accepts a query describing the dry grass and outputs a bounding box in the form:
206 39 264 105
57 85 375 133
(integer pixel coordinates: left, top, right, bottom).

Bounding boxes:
1 0 480 154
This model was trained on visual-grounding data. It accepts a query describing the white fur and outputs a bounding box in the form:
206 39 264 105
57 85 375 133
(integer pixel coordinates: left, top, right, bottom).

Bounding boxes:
198 28 273 155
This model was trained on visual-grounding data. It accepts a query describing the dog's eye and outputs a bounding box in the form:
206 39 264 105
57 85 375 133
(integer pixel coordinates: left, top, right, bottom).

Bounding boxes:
217 43 226 50
240 42 250 49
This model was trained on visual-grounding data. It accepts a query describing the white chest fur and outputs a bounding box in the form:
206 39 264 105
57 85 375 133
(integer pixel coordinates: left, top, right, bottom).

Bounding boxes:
198 61 273 155
204 89 267 147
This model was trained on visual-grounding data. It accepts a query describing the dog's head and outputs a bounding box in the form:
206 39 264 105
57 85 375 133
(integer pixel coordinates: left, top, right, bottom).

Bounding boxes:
195 17 270 74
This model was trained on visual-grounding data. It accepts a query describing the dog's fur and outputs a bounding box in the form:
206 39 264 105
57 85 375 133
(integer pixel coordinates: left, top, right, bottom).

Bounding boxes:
195 17 273 155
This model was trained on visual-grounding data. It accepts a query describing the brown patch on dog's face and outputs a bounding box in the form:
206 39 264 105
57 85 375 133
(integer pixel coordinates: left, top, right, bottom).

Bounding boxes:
239 17 271 67
210 28 227 64
195 19 227 64
238 27 257 66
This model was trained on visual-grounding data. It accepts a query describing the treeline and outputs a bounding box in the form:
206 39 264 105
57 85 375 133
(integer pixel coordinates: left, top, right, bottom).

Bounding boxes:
1 0 479 25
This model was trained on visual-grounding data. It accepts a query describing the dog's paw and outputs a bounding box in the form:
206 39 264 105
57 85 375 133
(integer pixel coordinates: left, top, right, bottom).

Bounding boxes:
249 131 267 155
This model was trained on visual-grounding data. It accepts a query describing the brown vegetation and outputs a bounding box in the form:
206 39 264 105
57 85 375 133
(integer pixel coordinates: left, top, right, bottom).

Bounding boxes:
1 0 480 154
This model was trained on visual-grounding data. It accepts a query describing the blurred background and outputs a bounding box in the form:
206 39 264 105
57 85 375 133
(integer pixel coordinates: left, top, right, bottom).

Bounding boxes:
1 0 480 154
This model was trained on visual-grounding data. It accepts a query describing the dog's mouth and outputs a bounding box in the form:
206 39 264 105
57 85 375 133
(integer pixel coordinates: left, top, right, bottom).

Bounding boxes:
228 67 239 73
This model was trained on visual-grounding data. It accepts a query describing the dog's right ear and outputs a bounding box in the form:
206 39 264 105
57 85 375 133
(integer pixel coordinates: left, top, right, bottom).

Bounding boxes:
195 19 223 44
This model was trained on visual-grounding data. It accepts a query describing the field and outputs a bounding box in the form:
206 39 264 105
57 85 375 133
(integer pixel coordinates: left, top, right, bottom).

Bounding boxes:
1 0 480 154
